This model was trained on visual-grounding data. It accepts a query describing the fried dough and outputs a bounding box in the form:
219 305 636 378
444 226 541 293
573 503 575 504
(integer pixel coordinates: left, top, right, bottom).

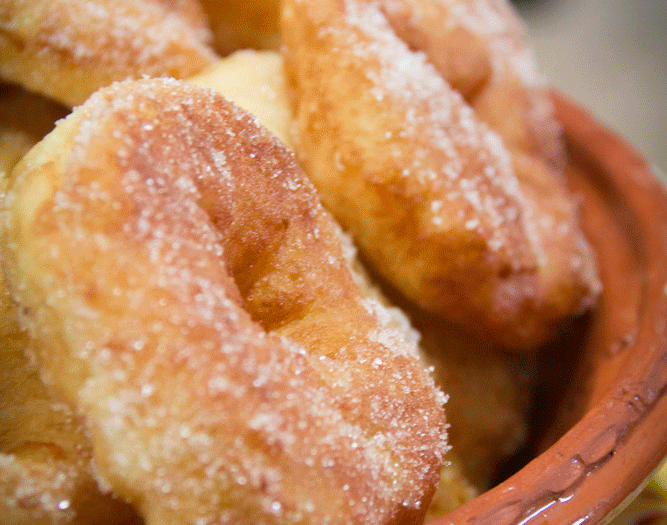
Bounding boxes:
281 0 600 350
1 77 447 525
0 0 216 107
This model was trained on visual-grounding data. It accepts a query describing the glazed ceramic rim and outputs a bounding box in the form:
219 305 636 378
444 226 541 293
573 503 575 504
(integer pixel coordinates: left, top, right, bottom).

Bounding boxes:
430 93 667 525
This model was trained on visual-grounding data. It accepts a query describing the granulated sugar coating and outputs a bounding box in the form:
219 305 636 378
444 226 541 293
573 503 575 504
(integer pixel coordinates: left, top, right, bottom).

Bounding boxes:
281 0 601 350
0 78 448 525
0 271 142 525
0 0 216 107
363 0 565 167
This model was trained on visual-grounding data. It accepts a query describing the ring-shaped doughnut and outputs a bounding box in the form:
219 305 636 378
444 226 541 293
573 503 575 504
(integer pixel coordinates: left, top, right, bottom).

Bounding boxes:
281 0 600 350
0 0 216 107
0 77 447 525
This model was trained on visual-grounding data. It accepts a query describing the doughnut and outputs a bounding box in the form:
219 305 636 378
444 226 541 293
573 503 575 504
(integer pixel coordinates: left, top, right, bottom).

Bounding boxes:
0 0 217 107
0 77 448 525
197 0 281 56
280 0 601 350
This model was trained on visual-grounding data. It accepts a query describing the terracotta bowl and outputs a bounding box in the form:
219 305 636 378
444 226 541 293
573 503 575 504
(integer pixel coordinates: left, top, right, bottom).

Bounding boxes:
430 93 667 525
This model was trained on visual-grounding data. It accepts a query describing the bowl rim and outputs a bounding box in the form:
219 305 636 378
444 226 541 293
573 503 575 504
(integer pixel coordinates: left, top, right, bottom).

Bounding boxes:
429 92 667 525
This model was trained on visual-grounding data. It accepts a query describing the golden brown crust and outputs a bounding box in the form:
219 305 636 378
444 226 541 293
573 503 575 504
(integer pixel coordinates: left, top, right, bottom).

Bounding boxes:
1 78 447 525
281 0 600 350
0 0 216 107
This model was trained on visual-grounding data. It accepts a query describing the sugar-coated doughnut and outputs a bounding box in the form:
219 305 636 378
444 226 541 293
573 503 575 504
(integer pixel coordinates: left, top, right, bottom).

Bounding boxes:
1 78 447 525
281 0 600 350
0 0 216 107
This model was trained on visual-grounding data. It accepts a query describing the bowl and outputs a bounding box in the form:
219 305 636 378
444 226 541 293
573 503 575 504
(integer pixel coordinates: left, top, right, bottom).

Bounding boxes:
430 92 667 525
